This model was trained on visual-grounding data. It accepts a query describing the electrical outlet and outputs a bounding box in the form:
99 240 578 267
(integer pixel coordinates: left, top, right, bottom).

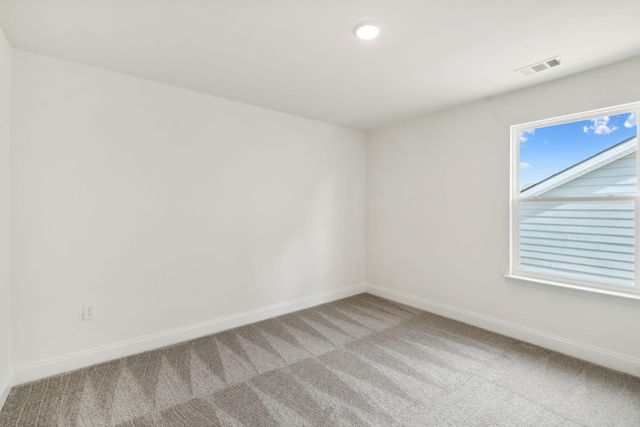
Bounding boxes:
83 304 96 320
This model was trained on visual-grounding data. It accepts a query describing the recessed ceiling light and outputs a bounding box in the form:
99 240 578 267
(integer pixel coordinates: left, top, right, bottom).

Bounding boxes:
353 22 381 40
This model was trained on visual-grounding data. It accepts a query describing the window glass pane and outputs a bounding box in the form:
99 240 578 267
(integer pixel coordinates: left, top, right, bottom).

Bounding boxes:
519 112 637 198
518 200 635 287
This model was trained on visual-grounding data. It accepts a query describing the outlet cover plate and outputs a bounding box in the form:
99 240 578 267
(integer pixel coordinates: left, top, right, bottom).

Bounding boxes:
83 304 96 320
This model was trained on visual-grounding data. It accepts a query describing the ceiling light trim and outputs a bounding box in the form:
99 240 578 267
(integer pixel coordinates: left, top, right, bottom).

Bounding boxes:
353 21 381 40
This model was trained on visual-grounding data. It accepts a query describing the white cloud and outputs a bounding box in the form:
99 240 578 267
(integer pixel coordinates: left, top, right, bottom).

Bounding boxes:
583 116 618 135
519 162 532 169
519 129 535 143
624 112 637 128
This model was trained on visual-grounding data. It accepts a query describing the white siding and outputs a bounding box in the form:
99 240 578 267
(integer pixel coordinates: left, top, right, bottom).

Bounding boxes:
519 149 636 287
519 201 634 287
542 152 636 197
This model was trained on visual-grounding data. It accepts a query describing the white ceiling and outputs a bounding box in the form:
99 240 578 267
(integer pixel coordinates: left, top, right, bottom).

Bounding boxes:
1 0 640 130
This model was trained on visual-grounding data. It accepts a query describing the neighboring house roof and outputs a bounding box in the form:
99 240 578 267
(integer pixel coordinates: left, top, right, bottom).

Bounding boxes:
521 136 637 197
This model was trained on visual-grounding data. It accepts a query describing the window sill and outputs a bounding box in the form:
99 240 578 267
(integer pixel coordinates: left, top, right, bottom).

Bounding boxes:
504 274 640 306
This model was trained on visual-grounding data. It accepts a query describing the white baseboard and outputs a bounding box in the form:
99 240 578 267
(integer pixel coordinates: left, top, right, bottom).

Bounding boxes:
0 370 13 412
366 283 640 378
13 282 639 385
13 284 366 385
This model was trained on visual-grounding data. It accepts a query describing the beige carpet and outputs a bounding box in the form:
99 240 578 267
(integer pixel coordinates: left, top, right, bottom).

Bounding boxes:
1 294 639 426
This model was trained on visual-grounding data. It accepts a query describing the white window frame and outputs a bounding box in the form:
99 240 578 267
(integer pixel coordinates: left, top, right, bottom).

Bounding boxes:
507 102 640 301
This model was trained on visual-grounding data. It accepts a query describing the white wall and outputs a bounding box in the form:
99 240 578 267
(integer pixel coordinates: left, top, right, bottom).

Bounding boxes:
0 25 12 404
367 55 640 375
9 44 640 387
11 50 366 380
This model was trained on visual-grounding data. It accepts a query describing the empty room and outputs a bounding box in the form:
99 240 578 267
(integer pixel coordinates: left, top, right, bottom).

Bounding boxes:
1 1 640 426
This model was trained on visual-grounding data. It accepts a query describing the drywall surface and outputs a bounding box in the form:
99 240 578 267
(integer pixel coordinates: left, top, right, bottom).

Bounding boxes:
0 23 11 404
367 56 640 367
11 50 366 372
0 24 12 404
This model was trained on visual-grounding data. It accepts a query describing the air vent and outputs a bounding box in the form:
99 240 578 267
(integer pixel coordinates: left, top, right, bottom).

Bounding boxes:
546 58 561 67
531 63 548 73
515 56 562 77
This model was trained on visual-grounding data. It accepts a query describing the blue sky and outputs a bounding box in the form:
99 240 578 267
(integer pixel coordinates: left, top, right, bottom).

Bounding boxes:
519 111 638 189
